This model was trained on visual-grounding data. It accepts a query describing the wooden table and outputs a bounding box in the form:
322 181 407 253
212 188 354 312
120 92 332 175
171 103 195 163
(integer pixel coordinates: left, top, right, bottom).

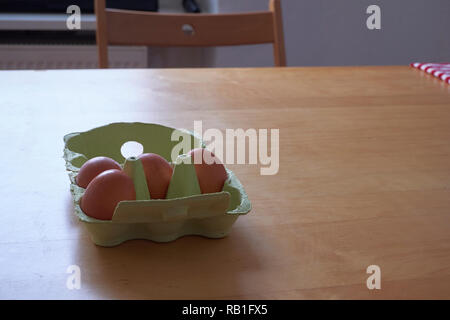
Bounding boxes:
0 66 449 299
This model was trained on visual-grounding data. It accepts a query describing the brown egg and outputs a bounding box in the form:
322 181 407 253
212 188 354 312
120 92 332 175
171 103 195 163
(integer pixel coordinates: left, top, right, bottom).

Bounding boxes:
80 169 136 220
139 153 173 199
76 156 122 188
188 148 228 194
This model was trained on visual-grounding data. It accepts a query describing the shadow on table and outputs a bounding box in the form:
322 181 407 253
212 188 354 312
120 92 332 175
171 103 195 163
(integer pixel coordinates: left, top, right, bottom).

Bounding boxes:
65 192 81 228
73 221 261 299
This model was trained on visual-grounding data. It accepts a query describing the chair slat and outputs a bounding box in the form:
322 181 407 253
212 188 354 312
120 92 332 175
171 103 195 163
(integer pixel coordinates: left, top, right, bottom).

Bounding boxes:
106 10 275 47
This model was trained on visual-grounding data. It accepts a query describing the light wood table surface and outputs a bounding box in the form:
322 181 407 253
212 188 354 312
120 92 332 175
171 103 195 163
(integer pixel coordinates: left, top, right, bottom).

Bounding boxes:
0 66 449 299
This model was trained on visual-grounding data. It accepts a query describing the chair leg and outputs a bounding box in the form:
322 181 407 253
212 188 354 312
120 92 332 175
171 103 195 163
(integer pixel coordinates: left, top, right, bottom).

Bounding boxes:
95 0 109 68
270 0 287 67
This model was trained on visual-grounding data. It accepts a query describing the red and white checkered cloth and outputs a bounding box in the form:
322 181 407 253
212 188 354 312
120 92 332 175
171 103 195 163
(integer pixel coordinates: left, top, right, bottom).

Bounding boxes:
410 62 450 84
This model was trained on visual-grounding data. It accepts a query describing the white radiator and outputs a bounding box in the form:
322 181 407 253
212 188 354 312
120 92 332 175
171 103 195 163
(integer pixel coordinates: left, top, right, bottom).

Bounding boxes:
0 45 148 70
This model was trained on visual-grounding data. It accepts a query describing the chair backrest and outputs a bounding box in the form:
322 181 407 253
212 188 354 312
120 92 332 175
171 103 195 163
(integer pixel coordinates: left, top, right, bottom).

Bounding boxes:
94 0 286 68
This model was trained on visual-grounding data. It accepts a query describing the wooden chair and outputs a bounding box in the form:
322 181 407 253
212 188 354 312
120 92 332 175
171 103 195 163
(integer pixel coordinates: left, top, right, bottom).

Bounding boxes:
94 0 286 68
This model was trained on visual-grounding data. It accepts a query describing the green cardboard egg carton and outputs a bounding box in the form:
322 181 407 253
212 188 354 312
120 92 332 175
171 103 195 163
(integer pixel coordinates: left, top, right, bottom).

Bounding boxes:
63 122 251 246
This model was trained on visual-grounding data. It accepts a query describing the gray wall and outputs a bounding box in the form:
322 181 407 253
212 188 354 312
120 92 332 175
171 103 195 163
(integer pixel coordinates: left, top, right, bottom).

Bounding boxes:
148 0 450 68
215 0 450 67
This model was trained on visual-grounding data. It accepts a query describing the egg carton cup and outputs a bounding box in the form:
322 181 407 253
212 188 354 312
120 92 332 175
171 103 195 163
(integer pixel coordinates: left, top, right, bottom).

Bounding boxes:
63 122 251 247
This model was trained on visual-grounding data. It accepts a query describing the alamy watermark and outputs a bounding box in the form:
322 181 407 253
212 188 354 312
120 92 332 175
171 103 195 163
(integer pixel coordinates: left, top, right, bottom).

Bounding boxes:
66 264 81 290
366 5 381 30
366 265 381 290
170 121 280 176
66 5 81 30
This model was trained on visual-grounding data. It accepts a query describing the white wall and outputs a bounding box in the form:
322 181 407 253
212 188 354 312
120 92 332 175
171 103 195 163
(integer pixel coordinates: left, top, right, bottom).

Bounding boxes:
213 0 450 67
147 0 450 68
